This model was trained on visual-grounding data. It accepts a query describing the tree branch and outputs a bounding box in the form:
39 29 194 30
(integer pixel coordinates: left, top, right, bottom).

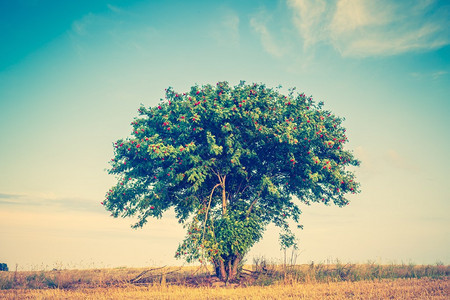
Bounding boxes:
222 175 227 215
201 183 221 242
246 189 263 217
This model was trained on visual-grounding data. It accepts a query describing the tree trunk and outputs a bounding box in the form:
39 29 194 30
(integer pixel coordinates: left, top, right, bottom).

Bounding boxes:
221 175 227 215
219 260 227 281
213 255 241 282
229 256 241 281
213 259 227 281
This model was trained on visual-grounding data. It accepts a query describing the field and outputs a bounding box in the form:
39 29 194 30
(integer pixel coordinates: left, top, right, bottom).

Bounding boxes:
0 262 448 299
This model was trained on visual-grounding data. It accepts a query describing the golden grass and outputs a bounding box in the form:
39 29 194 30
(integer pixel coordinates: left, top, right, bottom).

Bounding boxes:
1 263 448 299
0 266 205 289
2 263 448 289
0 278 448 299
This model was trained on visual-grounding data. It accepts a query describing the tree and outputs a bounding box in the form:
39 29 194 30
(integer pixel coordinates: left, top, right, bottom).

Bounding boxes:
104 81 360 282
0 263 8 272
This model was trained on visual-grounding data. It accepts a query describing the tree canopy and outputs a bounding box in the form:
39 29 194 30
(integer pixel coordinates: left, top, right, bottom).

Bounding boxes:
104 81 360 281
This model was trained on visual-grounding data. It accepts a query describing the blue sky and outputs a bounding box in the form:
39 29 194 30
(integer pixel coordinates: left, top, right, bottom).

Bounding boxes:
0 0 449 270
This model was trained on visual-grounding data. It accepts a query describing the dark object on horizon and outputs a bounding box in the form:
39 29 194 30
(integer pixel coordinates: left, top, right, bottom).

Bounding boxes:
0 263 8 271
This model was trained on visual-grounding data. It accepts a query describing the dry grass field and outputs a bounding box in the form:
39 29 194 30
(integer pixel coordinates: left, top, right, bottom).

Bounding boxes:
0 262 448 299
0 278 448 299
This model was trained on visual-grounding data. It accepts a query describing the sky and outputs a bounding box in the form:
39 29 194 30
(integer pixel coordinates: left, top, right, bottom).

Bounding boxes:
0 0 449 270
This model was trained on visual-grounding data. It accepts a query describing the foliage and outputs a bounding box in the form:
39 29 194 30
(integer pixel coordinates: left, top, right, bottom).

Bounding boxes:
1 263 448 291
175 202 264 264
104 81 360 279
0 264 8 272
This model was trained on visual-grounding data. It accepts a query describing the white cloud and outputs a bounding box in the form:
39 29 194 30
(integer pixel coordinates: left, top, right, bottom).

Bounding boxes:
0 191 103 213
71 13 95 36
107 4 124 14
223 13 240 46
331 0 387 33
354 146 372 170
287 0 450 57
288 0 330 49
385 149 419 172
211 11 240 47
432 70 449 79
250 12 285 57
410 70 449 80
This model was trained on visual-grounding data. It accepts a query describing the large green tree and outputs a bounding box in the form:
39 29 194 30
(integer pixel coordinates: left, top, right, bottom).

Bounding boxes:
104 81 360 282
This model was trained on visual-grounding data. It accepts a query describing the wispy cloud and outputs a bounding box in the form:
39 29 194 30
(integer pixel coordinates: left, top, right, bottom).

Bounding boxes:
288 0 330 50
432 70 449 79
411 70 449 80
250 11 285 57
107 4 125 14
287 0 450 57
0 192 23 199
385 149 419 172
71 13 96 36
354 146 372 170
211 11 240 48
222 13 240 46
0 191 103 213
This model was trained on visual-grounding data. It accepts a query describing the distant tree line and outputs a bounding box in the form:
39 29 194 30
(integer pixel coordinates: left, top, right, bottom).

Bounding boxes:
0 263 8 271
